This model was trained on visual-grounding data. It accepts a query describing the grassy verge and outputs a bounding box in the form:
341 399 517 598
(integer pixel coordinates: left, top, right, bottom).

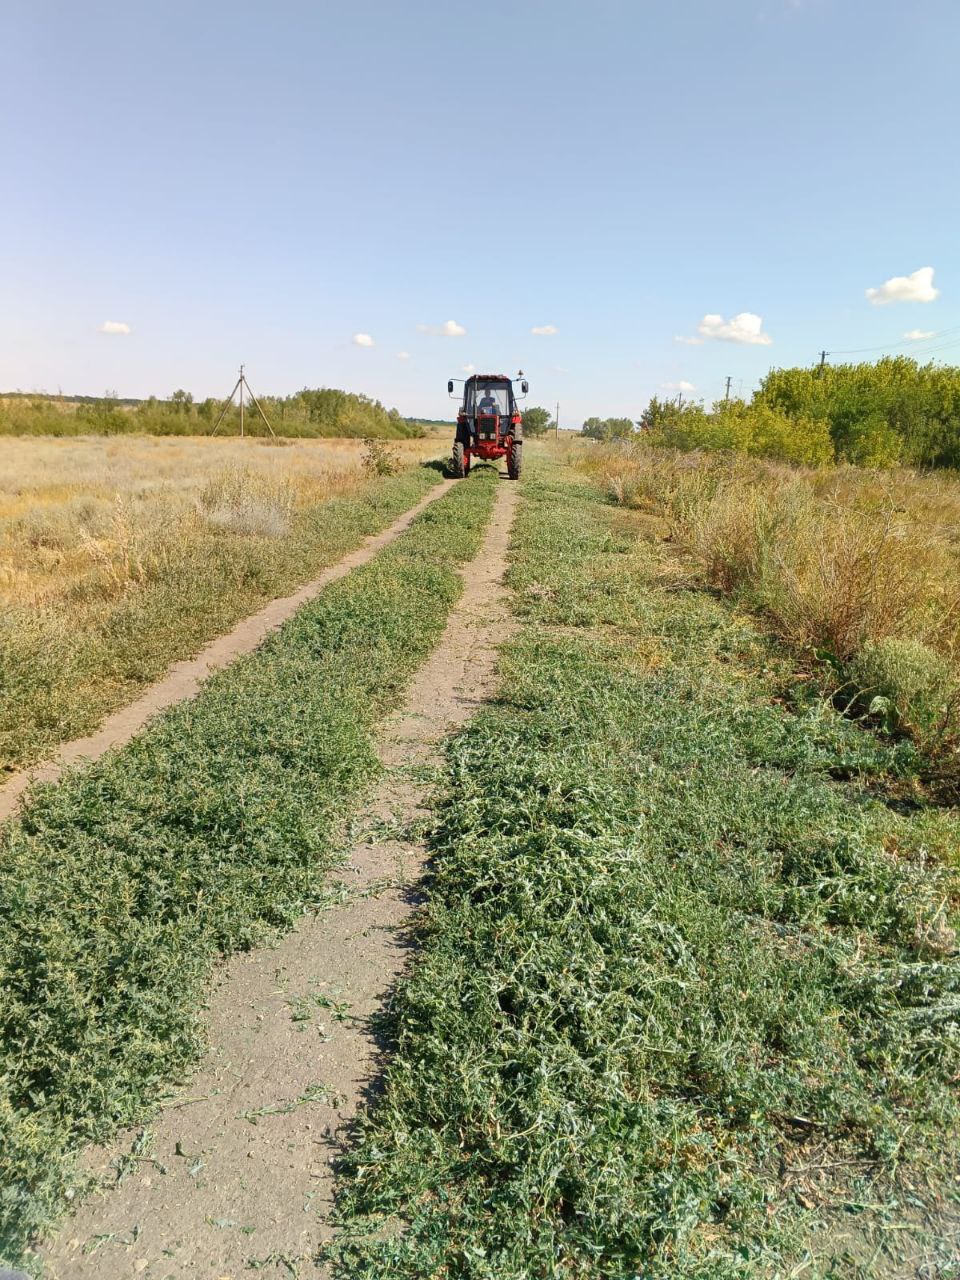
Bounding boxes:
578 442 960 773
1 451 441 774
0 466 497 1269
333 463 960 1278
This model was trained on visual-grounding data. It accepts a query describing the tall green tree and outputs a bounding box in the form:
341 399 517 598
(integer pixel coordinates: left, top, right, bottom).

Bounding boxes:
522 406 553 435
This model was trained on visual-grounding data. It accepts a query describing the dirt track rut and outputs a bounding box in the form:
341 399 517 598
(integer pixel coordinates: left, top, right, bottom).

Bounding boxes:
42 477 518 1280
0 479 454 824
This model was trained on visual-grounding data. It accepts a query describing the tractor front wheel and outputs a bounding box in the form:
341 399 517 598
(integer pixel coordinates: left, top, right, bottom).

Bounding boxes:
452 441 465 478
508 441 522 480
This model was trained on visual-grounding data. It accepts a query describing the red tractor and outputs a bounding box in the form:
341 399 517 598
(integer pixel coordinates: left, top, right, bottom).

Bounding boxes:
447 372 528 479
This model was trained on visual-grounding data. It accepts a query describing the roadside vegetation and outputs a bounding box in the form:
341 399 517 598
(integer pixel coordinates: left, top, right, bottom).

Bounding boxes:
0 466 499 1269
581 442 960 777
0 386 424 439
583 356 960 469
0 435 441 774
333 461 960 1277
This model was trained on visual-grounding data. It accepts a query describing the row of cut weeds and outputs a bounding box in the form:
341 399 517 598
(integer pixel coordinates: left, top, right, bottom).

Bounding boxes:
0 466 498 1270
0 435 442 774
581 441 960 768
332 464 960 1278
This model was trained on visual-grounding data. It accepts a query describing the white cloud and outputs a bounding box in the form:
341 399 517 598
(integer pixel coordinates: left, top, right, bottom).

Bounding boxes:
99 320 131 335
531 324 558 336
866 266 939 306
674 334 704 345
661 380 697 393
696 312 773 345
903 328 936 341
462 363 475 373
352 332 375 347
396 350 411 360
417 319 466 336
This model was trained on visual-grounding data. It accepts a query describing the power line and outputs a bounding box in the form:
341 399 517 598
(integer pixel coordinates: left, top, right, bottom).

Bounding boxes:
827 322 960 357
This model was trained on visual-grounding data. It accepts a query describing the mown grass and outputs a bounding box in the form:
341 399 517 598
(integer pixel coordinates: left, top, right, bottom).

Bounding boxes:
0 466 498 1269
332 465 960 1277
0 436 443 774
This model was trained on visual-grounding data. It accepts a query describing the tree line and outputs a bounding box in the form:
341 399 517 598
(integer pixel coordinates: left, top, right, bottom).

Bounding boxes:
580 357 960 468
0 387 425 439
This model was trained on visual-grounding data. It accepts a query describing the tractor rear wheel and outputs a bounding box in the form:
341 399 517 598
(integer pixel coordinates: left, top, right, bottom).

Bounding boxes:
508 441 522 480
452 441 465 478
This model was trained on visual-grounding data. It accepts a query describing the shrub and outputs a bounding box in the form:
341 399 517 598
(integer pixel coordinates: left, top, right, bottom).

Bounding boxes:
361 437 400 477
648 399 833 467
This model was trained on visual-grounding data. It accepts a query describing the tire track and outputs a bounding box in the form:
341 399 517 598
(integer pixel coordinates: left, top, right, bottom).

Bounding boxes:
42 477 518 1279
0 479 454 824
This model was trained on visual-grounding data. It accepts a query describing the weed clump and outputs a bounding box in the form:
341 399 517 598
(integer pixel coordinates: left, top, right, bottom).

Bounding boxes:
849 636 958 748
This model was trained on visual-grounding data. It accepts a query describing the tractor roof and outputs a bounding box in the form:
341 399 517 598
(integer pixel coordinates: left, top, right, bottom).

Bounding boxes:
467 372 511 382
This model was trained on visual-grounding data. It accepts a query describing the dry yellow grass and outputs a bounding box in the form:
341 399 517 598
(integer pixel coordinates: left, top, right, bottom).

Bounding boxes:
0 434 443 773
0 435 438 607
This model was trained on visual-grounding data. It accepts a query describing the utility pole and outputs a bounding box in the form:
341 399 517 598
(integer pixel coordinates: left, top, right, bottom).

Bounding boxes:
211 363 276 437
725 375 732 401
556 401 560 441
818 350 828 371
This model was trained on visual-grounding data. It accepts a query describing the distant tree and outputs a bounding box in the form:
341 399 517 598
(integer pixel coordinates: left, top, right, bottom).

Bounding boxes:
522 406 553 436
170 389 194 412
582 416 635 441
604 417 636 439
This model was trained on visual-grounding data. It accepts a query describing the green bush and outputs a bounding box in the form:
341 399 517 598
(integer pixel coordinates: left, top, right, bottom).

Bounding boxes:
647 399 833 466
758 356 960 468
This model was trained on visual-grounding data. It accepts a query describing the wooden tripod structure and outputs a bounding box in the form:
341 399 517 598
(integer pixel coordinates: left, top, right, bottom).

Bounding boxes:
211 364 275 437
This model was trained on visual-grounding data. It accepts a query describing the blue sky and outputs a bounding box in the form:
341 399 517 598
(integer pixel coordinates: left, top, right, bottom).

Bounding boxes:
3 0 959 424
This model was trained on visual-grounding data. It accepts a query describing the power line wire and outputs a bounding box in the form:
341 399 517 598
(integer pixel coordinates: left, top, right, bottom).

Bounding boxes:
828 322 960 357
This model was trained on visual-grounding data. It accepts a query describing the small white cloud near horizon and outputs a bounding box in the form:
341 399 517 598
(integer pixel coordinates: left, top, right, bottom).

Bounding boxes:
866 267 939 306
694 312 773 345
396 350 411 360
662 380 697 393
417 319 467 337
462 363 475 373
674 334 704 345
352 332 375 347
99 320 131 336
531 324 558 336
903 328 936 341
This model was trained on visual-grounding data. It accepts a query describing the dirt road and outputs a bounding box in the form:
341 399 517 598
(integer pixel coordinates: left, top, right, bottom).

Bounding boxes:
0 480 453 824
41 478 518 1280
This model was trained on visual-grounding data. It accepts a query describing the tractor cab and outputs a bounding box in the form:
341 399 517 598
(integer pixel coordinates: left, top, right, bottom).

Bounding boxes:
447 372 528 480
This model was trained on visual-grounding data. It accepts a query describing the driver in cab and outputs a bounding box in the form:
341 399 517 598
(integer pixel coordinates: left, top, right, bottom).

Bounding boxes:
477 388 499 417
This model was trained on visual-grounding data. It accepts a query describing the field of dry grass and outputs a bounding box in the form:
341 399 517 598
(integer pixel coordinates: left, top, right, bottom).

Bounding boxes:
0 434 443 774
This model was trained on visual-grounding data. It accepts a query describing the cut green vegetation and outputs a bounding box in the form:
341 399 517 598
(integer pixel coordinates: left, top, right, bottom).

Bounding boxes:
0 466 498 1268
333 464 960 1278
